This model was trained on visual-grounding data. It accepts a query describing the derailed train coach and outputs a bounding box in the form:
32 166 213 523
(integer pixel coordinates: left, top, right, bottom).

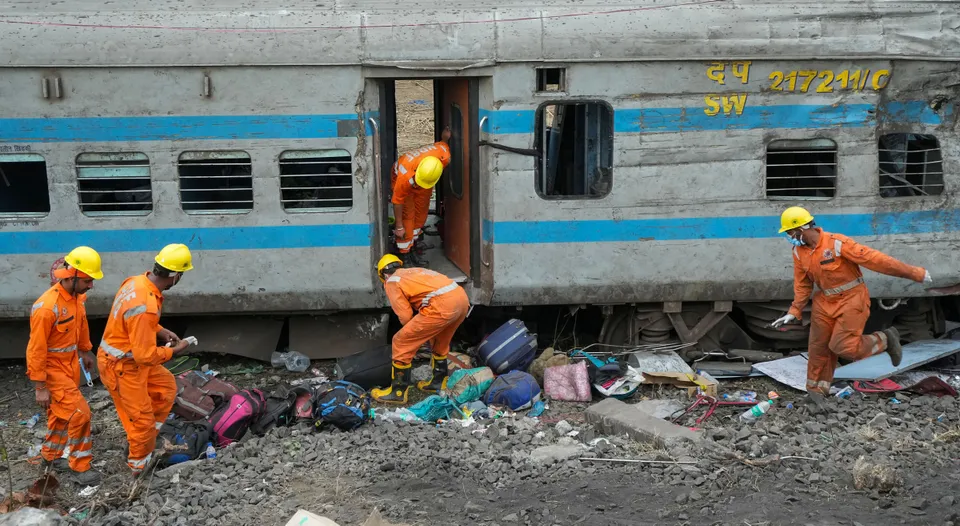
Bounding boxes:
1 0 959 359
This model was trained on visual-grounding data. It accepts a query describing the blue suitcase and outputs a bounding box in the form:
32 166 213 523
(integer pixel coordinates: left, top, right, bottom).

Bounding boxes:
478 319 538 374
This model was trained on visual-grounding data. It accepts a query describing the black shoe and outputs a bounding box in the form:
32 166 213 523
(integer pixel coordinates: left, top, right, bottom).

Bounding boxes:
884 326 903 366
42 458 68 472
417 355 448 393
70 469 102 486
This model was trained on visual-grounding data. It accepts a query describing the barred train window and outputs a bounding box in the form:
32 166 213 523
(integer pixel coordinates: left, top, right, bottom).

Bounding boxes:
536 101 613 199
178 151 254 213
76 153 152 216
765 139 837 200
279 150 352 212
878 134 944 198
0 153 50 216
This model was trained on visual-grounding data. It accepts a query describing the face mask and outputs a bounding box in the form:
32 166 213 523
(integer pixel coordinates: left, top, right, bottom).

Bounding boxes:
787 235 804 247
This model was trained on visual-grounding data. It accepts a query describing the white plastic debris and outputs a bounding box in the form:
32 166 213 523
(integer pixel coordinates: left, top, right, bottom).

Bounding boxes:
78 485 99 497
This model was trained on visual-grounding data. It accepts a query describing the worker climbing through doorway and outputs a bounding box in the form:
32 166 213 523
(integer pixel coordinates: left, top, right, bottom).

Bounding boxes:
770 206 932 404
390 126 452 267
26 247 104 485
372 254 470 404
98 243 195 476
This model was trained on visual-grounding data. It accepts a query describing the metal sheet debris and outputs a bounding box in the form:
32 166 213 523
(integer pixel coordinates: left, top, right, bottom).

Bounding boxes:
627 350 693 375
834 340 960 381
752 354 809 392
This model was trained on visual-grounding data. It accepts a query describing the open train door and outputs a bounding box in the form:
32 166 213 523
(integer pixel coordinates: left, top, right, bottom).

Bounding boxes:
435 78 479 279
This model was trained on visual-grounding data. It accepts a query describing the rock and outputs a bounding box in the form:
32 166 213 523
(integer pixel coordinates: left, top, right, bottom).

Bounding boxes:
529 445 582 464
380 462 395 472
868 413 888 428
676 493 689 504
852 456 901 492
939 496 955 507
555 420 574 436
502 513 518 522
906 498 928 510
0 507 63 525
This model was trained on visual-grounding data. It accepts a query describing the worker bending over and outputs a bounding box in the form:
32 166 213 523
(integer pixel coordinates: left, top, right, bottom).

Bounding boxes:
391 127 451 266
772 207 931 398
372 255 469 404
98 244 194 476
26 247 104 485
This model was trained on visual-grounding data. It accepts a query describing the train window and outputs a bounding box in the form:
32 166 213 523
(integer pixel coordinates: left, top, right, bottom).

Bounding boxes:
765 139 837 200
878 134 944 198
278 150 352 212
178 151 254 214
537 68 566 92
0 153 50 216
447 104 464 199
535 101 613 199
76 153 153 216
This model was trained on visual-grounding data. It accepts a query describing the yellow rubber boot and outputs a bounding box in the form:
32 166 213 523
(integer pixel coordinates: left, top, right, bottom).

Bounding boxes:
372 362 411 404
417 354 448 393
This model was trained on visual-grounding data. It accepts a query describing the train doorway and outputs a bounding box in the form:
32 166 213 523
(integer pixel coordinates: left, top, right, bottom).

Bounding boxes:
376 78 479 284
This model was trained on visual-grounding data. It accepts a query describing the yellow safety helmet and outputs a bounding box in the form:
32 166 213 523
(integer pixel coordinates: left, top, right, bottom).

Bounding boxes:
778 206 815 234
64 246 104 280
155 243 194 273
376 254 402 282
414 156 443 189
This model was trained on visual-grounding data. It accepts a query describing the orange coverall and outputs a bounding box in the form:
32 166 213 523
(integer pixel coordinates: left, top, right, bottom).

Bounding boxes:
26 284 94 473
385 267 469 365
97 273 176 473
390 142 450 253
788 229 926 394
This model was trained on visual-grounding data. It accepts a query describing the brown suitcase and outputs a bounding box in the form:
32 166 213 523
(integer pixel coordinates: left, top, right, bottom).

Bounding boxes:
172 371 239 420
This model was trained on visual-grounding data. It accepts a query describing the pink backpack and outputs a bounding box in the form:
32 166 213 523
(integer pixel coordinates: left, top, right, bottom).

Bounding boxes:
209 389 266 447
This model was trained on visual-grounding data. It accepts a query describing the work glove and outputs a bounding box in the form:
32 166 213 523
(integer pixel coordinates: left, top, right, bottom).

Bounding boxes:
923 271 933 284
770 313 797 328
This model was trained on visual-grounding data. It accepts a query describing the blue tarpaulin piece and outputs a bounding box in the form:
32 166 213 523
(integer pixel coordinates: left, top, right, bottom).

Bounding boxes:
834 339 960 381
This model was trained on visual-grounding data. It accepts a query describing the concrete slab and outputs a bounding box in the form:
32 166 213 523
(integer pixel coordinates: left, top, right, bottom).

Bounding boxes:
584 398 700 447
834 339 960 381
635 399 688 420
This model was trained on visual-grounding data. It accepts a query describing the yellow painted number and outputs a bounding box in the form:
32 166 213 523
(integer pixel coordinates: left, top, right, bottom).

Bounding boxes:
768 71 784 91
815 71 834 93
797 71 817 93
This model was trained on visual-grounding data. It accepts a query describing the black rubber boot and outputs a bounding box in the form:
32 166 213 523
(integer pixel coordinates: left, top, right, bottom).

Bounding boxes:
41 458 68 472
884 326 903 367
417 355 448 393
70 469 102 486
372 363 411 405
406 250 430 268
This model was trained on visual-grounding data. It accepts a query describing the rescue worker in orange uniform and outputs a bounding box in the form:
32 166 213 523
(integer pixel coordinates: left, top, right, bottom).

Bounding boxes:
390 127 452 266
97 244 194 475
26 247 104 485
771 207 932 398
372 254 470 404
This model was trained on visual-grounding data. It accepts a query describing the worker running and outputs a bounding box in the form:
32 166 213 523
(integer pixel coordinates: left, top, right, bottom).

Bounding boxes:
771 207 932 399
97 243 195 476
26 247 104 485
372 254 470 404
390 127 451 267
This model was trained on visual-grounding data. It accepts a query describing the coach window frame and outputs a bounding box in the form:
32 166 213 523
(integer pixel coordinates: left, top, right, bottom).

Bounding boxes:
764 138 838 201
533 99 614 201
877 133 945 199
177 150 255 214
278 149 355 213
0 152 51 217
76 152 154 217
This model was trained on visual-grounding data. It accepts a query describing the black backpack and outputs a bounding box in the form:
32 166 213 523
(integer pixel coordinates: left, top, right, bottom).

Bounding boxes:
312 381 371 432
157 419 213 466
251 386 313 436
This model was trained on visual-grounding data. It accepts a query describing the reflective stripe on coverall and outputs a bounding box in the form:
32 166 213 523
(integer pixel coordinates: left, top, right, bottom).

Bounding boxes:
390 142 450 253
97 273 176 473
26 283 94 472
385 267 469 365
787 229 926 394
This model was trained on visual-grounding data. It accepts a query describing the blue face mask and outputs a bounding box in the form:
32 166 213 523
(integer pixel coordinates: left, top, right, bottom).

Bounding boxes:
787 236 803 247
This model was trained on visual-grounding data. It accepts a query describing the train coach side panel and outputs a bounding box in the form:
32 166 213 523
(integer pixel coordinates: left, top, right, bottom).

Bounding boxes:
0 66 380 318
482 61 960 306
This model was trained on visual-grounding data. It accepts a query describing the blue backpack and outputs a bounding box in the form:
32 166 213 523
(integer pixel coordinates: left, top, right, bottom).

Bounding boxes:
483 371 542 411
312 380 371 431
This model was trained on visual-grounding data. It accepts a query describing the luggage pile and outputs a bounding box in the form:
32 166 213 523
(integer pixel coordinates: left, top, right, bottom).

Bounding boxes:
161 371 373 466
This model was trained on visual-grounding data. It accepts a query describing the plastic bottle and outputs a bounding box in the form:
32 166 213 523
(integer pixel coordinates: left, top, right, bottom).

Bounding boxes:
835 386 854 399
284 351 311 373
270 350 311 372
739 399 776 423
25 414 40 429
205 442 216 460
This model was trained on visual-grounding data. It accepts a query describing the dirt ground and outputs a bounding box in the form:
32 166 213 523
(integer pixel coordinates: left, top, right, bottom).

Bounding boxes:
1 354 958 525
395 79 436 154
